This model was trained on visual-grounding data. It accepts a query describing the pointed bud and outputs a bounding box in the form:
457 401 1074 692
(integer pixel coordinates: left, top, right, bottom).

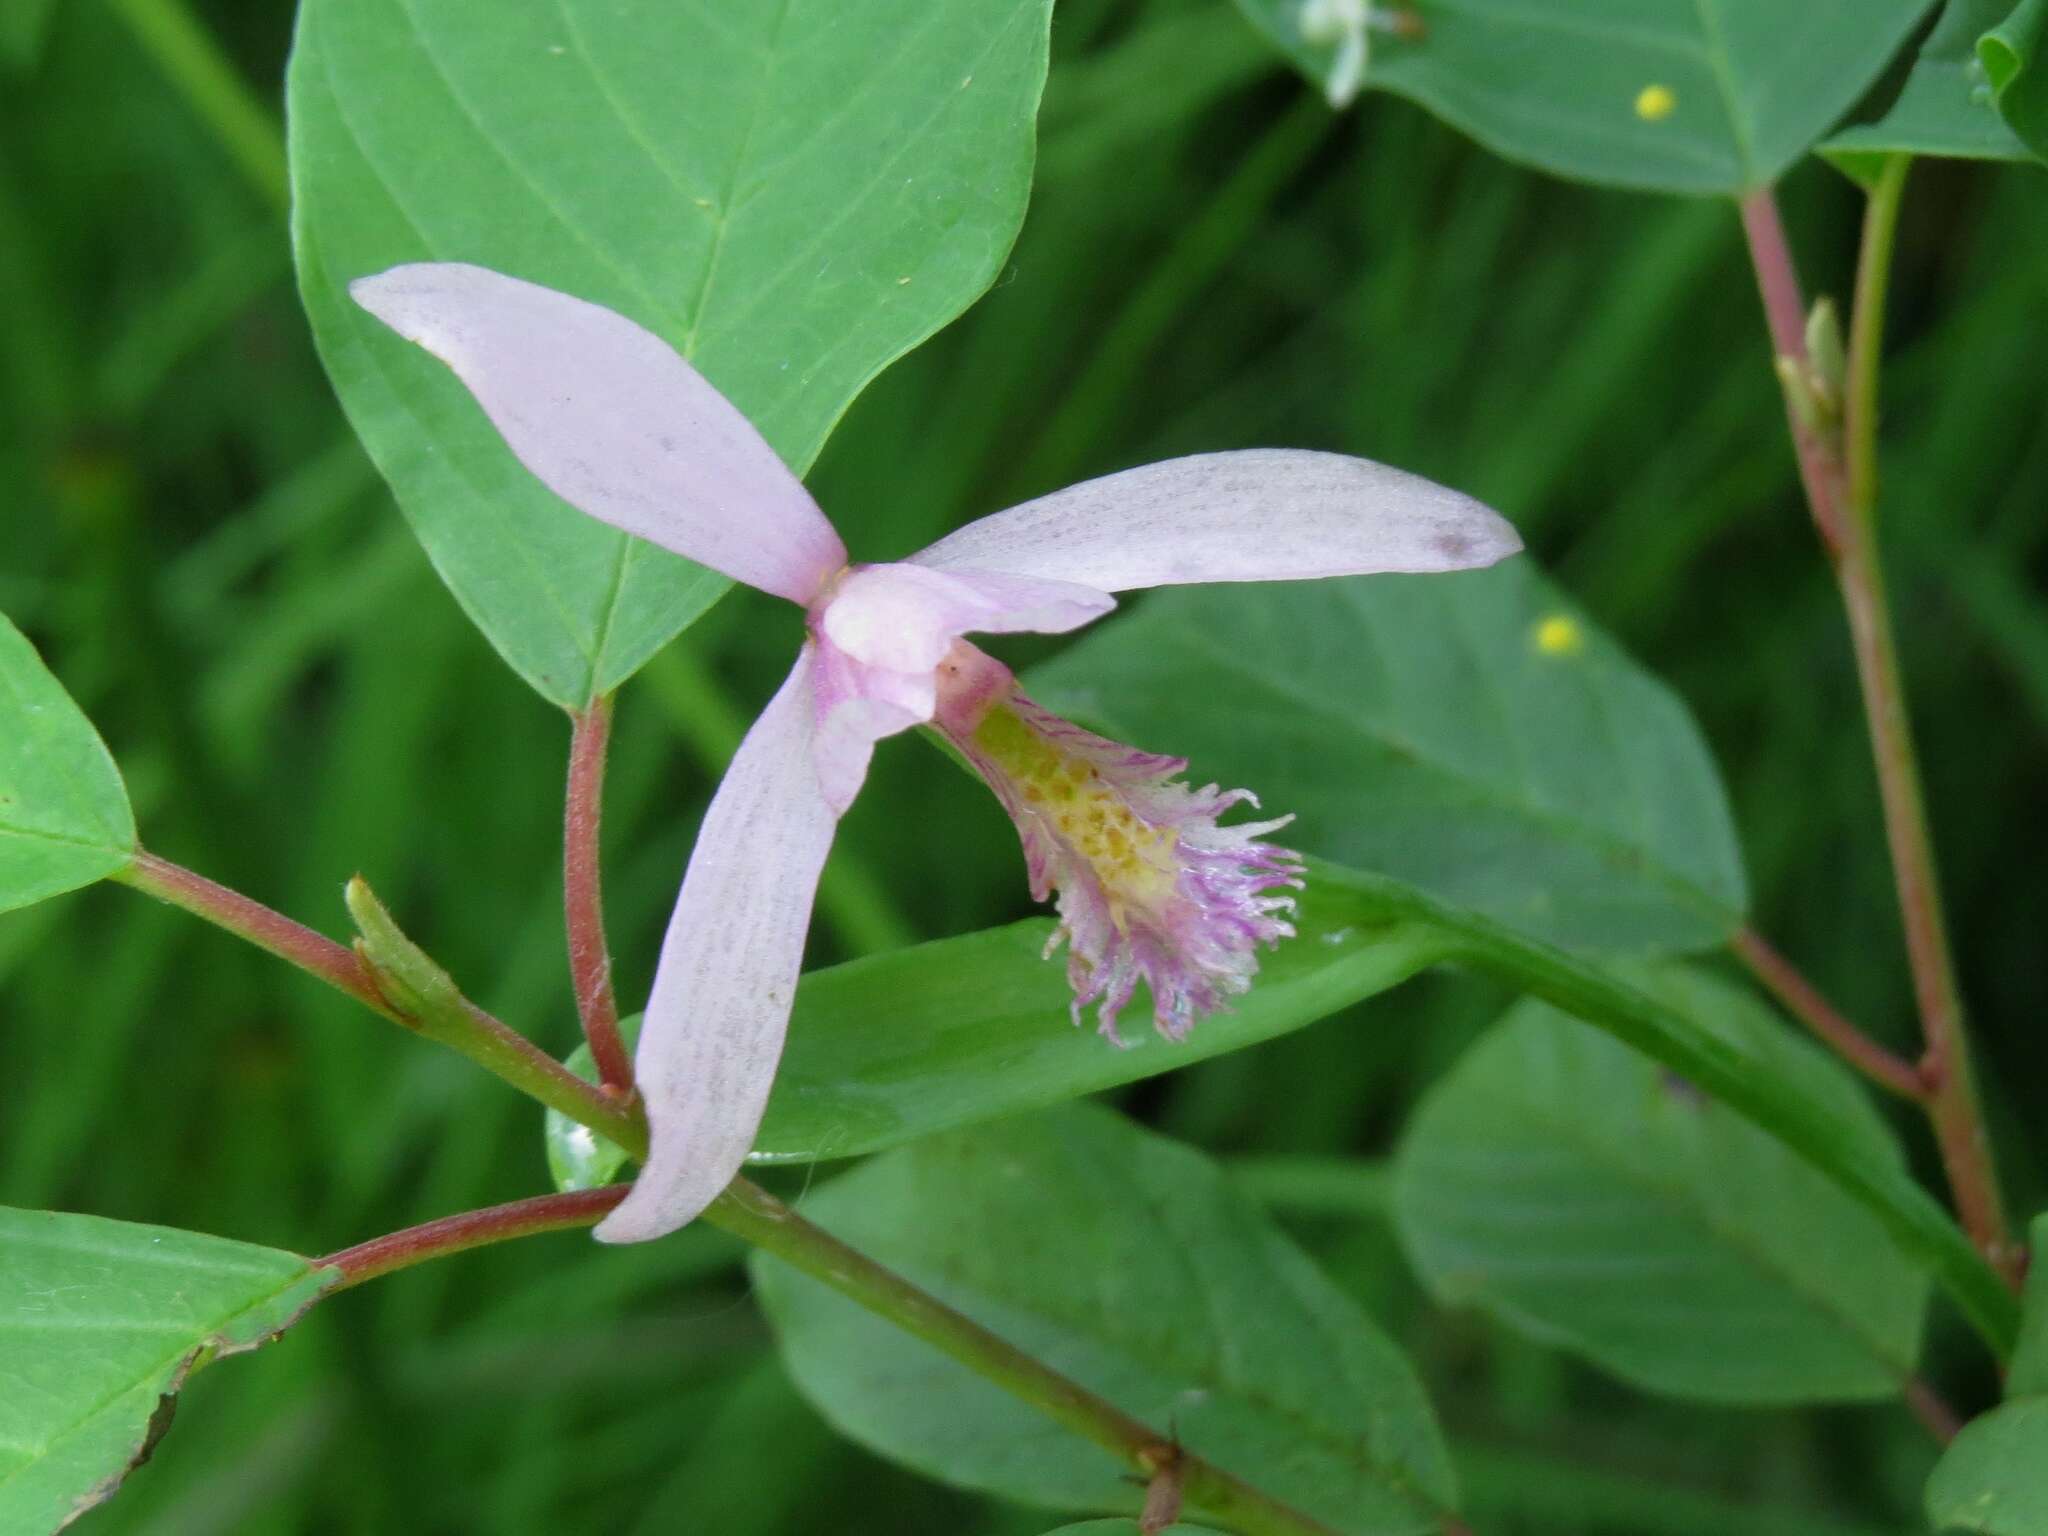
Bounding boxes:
344 875 462 1024
1774 355 1832 440
1804 297 1846 409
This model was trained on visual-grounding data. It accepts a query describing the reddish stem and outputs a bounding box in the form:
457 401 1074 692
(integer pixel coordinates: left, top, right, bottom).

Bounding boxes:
1732 928 1925 1101
1904 1376 1962 1445
1737 191 1847 555
1740 174 2017 1287
317 1186 629 1291
120 849 392 1016
565 696 632 1094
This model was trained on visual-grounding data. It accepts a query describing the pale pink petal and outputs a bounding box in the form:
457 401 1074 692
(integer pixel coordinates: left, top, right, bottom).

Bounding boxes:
350 263 847 605
909 449 1520 592
818 563 1113 674
808 640 930 816
594 648 838 1243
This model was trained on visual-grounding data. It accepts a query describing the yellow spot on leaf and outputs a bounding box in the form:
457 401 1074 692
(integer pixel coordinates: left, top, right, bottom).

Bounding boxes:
1533 614 1583 656
1635 84 1677 121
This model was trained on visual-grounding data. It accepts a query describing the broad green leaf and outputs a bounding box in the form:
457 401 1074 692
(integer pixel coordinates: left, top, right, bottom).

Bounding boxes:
1823 0 2041 175
1229 0 1933 193
1029 563 1747 953
290 0 1053 708
752 1105 1457 1534
1321 866 2015 1359
1926 1399 2048 1533
1394 967 1928 1404
544 866 1453 1186
0 613 136 913
0 1208 334 1532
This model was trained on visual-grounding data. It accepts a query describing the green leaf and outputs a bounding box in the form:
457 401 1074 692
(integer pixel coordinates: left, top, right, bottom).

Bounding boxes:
1322 865 2017 1360
1394 967 1928 1404
1980 0 2048 155
1926 1399 2048 1533
1229 0 1934 193
1823 0 2042 175
1029 563 1747 953
752 1105 1457 1533
544 866 1451 1188
0 613 136 913
289 0 1053 708
0 1208 334 1533
545 1011 643 1192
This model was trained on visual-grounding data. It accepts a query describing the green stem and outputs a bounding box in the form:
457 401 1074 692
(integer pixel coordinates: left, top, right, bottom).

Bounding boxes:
1320 866 2021 1357
703 1179 1347 1536
116 851 645 1154
103 0 288 215
1835 157 2013 1282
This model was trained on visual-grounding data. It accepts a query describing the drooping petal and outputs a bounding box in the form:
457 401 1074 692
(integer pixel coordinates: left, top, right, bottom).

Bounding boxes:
350 263 847 605
594 647 838 1243
909 448 1520 593
808 639 930 817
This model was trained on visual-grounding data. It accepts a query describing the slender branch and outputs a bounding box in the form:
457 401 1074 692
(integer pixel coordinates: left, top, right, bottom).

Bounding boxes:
1731 928 1925 1101
565 696 632 1095
118 850 387 1012
1834 157 2015 1282
701 1179 1356 1536
102 0 289 215
117 851 645 1155
307 1171 1358 1535
1739 168 2017 1287
317 1187 629 1291
1738 191 1846 554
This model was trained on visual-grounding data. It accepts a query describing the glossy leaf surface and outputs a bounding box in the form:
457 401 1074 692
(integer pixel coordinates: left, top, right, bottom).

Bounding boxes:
291 0 1053 706
752 1106 1457 1533
1030 563 1747 953
0 1208 332 1532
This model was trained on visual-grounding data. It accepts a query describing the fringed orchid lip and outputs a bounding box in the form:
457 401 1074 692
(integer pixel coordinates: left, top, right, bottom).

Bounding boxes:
935 644 1304 1047
350 260 1524 1243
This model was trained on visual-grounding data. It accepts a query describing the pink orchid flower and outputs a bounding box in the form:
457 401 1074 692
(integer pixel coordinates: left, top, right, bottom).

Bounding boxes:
351 263 1522 1243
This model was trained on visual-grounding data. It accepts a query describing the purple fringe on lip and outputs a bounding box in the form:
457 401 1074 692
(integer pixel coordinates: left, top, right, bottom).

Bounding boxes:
950 690 1304 1046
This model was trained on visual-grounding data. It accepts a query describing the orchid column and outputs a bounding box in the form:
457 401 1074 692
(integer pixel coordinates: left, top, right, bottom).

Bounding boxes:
351 262 1522 1242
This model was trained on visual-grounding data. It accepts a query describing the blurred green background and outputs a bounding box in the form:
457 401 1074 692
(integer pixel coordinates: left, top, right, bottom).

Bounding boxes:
3 0 2044 1530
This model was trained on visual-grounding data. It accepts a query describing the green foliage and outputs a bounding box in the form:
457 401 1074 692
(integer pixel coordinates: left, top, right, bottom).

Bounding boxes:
1925 1214 2048 1532
289 0 1053 708
1394 969 1928 1404
1925 1400 2048 1533
0 612 135 913
0 1208 332 1532
1825 0 2047 174
1980 0 2048 155
1228 0 1932 192
752 1105 1456 1534
549 873 1447 1186
1032 562 1747 953
0 0 56 70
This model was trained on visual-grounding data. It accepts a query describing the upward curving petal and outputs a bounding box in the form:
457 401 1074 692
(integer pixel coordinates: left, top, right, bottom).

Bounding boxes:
594 647 838 1243
350 263 847 605
909 448 1521 593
